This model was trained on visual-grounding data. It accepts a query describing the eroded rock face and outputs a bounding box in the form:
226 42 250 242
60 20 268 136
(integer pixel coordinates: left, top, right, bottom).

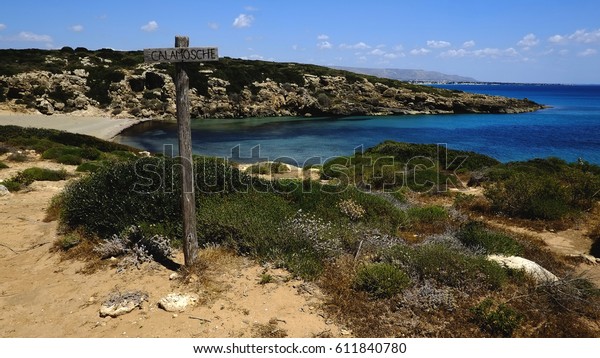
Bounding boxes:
0 63 543 119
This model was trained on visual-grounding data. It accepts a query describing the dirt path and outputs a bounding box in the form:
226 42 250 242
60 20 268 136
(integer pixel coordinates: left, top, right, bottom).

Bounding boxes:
0 160 341 338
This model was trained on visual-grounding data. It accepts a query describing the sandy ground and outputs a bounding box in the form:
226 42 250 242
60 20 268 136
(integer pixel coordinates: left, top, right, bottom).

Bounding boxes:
0 111 146 140
0 158 342 338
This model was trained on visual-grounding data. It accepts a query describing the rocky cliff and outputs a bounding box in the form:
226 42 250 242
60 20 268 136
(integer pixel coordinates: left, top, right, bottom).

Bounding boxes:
0 48 543 119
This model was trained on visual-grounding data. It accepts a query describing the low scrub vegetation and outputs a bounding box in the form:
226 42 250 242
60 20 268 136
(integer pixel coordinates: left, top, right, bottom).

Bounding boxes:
321 140 499 193
37 138 599 338
3 167 68 192
483 158 600 221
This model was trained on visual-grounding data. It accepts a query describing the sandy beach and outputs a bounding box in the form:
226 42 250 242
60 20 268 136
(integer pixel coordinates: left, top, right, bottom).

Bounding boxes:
0 111 146 140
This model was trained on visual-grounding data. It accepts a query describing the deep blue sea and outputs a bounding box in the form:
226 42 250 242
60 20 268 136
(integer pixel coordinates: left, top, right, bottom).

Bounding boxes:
115 84 600 165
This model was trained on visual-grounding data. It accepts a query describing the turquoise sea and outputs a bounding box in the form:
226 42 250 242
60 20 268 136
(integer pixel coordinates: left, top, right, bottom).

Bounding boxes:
115 84 600 165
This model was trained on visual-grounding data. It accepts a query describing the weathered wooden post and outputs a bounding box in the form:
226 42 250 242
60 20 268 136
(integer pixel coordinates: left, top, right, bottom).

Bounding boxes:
144 36 218 267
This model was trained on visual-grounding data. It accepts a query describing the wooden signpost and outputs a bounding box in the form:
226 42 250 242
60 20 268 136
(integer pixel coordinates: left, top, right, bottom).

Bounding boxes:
144 36 218 267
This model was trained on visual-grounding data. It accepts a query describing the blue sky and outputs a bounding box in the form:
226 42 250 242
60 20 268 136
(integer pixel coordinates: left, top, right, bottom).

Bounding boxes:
1 0 599 83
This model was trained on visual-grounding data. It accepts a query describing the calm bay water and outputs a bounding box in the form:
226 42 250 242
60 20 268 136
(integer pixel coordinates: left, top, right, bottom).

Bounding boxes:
115 84 600 165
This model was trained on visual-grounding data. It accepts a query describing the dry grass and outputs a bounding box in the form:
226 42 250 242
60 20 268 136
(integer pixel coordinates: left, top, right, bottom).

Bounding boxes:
176 245 244 304
251 318 289 338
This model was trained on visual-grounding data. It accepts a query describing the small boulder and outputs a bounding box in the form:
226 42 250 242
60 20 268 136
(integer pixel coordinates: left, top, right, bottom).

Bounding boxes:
99 291 148 318
487 255 558 283
0 185 10 196
158 292 199 312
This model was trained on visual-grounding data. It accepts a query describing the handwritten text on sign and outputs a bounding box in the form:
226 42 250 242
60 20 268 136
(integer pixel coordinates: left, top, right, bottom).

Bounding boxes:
143 47 219 63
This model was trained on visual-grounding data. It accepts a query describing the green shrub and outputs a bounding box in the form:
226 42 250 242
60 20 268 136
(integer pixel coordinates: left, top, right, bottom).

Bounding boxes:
2 179 22 192
279 181 406 236
56 154 83 165
259 274 274 285
60 157 251 238
485 173 573 220
484 158 600 221
406 205 449 233
42 146 101 161
0 161 8 169
471 298 523 337
382 244 508 289
21 167 68 181
4 167 68 192
457 221 523 256
354 262 411 298
197 191 326 280
76 161 105 173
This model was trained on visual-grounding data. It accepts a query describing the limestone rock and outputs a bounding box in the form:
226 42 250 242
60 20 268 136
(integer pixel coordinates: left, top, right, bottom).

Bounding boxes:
158 292 199 312
0 56 543 119
36 99 54 115
99 291 148 318
0 185 10 196
487 255 558 283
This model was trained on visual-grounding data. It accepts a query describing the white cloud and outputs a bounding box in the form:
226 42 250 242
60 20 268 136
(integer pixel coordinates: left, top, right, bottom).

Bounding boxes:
441 49 469 58
442 47 520 59
317 34 329 40
208 22 219 30
393 44 404 51
471 47 519 58
141 21 158 32
518 33 539 47
233 14 254 28
548 34 566 44
17 31 52 42
384 52 403 59
462 40 475 48
427 40 451 48
548 29 600 45
369 48 385 56
339 41 370 50
0 24 6 31
504 47 519 56
569 28 600 43
559 49 569 56
578 48 597 57
70 25 84 32
317 41 332 50
410 48 431 55
244 6 258 11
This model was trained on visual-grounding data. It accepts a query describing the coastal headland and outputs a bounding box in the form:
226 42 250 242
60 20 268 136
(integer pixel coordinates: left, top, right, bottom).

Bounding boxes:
0 48 543 121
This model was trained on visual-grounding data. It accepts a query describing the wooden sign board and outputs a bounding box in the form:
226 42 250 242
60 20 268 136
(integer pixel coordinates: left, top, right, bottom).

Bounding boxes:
143 47 218 63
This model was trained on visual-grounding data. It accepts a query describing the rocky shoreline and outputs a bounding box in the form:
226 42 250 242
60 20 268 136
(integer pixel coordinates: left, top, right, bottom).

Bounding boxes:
0 50 544 120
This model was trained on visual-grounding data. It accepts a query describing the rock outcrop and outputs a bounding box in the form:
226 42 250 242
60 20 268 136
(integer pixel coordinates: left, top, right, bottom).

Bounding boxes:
0 51 544 120
487 255 558 283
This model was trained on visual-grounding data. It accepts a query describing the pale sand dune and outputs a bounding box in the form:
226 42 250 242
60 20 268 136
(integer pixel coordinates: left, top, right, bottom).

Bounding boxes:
0 112 147 140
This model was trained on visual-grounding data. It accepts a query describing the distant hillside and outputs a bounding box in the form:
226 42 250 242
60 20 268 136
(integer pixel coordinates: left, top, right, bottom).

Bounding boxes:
333 66 478 83
0 48 540 119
